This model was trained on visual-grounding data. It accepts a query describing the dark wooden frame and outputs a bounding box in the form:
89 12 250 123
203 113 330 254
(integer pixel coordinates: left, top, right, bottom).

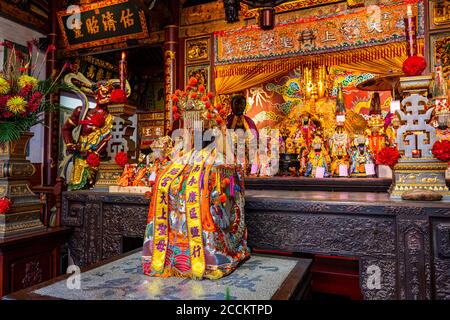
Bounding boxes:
3 250 312 300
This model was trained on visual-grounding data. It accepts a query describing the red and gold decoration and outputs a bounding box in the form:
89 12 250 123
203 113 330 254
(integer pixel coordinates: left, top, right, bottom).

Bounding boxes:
215 1 423 65
142 80 250 280
57 0 149 51
432 140 450 163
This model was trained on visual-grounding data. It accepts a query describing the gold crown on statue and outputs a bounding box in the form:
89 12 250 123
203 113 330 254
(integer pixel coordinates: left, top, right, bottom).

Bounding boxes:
172 77 227 129
353 134 367 146
367 114 384 128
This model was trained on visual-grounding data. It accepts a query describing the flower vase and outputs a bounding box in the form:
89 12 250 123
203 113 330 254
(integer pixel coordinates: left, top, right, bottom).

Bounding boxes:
0 132 45 239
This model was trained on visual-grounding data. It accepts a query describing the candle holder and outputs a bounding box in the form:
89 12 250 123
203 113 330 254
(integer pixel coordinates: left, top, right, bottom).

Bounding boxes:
95 104 137 189
390 77 450 200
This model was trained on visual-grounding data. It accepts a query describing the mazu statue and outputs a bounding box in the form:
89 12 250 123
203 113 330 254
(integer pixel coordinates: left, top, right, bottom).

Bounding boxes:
60 73 130 190
142 78 250 280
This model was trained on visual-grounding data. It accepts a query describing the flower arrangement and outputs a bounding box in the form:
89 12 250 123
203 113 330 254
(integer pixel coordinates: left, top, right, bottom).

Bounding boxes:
171 77 227 128
376 146 401 168
402 55 427 77
432 140 450 163
115 151 129 167
0 40 71 144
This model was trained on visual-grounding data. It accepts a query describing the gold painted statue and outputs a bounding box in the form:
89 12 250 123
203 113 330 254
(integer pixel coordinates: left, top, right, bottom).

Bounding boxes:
350 134 375 177
304 135 331 177
365 93 388 156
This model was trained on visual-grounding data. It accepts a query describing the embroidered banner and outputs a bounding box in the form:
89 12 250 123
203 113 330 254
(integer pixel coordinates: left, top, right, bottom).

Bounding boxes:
214 0 423 65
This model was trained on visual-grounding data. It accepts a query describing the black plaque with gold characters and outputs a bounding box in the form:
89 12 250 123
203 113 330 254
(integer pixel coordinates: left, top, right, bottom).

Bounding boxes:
57 0 149 51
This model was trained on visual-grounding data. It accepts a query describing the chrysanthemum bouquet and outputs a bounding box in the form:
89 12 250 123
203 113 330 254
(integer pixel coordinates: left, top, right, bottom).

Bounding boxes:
0 40 71 144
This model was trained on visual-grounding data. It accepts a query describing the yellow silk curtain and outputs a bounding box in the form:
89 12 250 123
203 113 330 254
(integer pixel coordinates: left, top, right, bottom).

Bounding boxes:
214 40 425 95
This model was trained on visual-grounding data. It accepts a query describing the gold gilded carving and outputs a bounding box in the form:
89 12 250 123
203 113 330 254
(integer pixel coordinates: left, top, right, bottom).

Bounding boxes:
186 36 210 65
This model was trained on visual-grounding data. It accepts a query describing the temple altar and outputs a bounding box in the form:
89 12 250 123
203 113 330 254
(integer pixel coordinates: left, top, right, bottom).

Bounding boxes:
61 188 450 300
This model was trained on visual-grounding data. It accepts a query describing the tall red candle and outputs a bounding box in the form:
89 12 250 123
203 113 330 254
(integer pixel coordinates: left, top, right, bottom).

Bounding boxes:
404 5 417 57
120 51 127 91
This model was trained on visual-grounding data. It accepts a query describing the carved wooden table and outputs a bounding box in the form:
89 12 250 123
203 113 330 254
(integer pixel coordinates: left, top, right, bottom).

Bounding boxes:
0 227 71 297
61 190 450 300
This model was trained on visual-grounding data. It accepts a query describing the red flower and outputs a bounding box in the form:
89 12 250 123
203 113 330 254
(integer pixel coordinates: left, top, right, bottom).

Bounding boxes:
216 116 224 125
115 151 129 167
188 77 198 86
86 153 100 168
0 197 11 213
219 109 227 117
90 113 105 127
205 102 211 109
172 94 179 103
402 55 427 76
223 177 230 185
207 92 214 99
27 91 43 113
376 146 400 168
174 113 180 121
172 105 178 113
432 140 450 162
207 113 212 120
219 193 227 203
182 91 189 97
201 95 208 102
175 89 181 96
216 104 222 110
185 86 192 91
19 84 34 98
110 89 127 104
198 84 205 92
191 92 198 99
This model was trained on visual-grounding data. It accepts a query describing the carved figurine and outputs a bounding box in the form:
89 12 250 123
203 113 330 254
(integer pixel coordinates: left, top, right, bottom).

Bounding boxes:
365 93 388 156
350 134 375 177
62 77 117 190
305 135 331 177
117 164 135 187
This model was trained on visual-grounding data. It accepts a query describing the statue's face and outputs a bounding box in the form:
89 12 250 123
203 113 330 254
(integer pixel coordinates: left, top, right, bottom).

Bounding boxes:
302 115 310 126
313 141 322 151
96 84 111 105
232 96 246 116
358 144 365 153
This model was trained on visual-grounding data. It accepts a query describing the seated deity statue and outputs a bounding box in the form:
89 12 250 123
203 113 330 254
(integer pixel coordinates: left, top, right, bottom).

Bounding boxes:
305 135 331 177
350 135 375 177
142 79 250 280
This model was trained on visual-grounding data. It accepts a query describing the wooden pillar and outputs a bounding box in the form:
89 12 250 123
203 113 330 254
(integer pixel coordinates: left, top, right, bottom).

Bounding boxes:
42 0 60 187
164 25 179 135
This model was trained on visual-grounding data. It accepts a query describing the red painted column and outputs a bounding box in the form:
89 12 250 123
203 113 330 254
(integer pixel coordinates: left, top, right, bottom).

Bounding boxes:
164 25 179 135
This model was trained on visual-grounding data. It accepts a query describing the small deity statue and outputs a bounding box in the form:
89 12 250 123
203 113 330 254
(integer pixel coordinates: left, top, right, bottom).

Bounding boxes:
117 164 135 187
365 93 388 155
305 135 331 177
330 146 350 177
62 79 120 190
350 134 375 177
434 100 450 141
297 112 316 148
227 94 259 175
329 123 350 177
